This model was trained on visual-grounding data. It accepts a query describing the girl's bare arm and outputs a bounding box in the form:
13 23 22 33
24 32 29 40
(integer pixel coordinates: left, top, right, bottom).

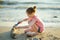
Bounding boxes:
18 18 28 24
16 18 36 28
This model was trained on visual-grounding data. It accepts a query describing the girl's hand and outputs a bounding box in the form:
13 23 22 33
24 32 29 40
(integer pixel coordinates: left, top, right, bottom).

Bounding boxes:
17 20 23 24
17 21 22 24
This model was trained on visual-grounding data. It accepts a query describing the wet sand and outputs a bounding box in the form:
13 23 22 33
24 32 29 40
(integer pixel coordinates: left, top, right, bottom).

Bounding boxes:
0 27 60 40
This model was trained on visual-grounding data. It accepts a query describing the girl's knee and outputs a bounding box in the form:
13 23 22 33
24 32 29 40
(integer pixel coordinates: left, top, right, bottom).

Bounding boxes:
25 32 38 37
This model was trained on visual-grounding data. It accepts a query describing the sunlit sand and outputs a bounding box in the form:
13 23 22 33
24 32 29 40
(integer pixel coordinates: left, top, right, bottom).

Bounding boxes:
0 26 60 40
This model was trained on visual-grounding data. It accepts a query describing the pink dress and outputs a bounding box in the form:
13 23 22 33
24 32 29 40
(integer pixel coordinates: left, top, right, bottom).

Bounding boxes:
28 15 44 33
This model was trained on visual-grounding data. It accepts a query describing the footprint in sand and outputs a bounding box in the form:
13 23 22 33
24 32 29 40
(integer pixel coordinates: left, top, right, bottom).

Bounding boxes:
53 36 60 40
47 34 60 40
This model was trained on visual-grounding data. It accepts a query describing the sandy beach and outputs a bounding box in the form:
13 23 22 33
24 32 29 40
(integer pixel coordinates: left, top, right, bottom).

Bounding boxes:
0 0 60 40
0 27 60 40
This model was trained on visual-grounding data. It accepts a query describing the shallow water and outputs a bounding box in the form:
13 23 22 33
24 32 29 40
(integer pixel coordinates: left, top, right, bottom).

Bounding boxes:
0 0 60 27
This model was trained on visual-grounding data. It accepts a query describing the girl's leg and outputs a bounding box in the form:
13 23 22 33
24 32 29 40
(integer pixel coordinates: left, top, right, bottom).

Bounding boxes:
24 24 38 33
26 32 38 37
28 24 38 32
25 24 39 37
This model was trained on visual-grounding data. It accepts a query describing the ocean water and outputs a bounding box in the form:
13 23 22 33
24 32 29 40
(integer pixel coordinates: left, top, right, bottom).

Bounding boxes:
0 0 60 27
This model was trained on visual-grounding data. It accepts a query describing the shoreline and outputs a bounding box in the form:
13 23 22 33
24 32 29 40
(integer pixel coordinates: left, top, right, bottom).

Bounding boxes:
0 21 60 27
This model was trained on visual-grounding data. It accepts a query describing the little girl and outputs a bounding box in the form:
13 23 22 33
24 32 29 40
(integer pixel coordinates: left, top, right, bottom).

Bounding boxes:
16 6 44 37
